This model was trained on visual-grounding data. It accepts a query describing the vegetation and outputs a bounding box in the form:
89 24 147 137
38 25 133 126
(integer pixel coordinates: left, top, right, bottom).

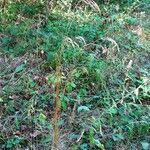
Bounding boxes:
0 0 150 149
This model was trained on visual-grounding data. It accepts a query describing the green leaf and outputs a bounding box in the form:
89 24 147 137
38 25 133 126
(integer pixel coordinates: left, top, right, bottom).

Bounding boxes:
6 140 13 148
80 143 88 150
66 82 76 92
78 106 90 112
71 82 76 88
30 78 37 87
15 64 25 73
6 138 21 148
41 135 52 144
61 99 67 110
38 113 46 124
0 97 3 102
94 139 105 149
141 142 150 150
47 74 56 84
89 128 94 144
112 134 124 141
109 107 117 114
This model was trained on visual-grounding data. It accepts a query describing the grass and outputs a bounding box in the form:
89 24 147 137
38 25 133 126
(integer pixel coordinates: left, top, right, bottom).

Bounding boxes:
0 0 150 149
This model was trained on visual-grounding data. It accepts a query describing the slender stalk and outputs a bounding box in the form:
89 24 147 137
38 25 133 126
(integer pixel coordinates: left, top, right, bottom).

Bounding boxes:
53 66 61 149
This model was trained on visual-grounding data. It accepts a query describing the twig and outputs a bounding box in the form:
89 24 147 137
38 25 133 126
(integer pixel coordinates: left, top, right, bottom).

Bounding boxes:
76 129 85 143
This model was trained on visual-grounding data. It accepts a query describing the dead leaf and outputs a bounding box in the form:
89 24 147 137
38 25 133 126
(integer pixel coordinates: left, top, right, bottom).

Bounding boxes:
126 60 133 70
30 130 41 138
14 131 21 136
9 95 19 100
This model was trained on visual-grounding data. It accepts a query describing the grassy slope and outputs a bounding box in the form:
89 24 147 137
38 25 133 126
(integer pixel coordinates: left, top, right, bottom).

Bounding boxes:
0 1 150 149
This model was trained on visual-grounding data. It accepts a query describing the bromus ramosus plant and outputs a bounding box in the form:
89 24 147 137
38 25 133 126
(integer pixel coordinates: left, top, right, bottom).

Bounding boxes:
50 36 84 148
53 65 61 149
51 37 80 149
51 49 62 149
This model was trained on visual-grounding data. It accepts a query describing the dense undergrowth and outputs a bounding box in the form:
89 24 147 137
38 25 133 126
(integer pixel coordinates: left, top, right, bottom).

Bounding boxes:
0 0 150 149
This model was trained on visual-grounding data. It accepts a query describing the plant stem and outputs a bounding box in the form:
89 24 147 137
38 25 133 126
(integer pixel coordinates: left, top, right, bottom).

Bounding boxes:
53 66 61 149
